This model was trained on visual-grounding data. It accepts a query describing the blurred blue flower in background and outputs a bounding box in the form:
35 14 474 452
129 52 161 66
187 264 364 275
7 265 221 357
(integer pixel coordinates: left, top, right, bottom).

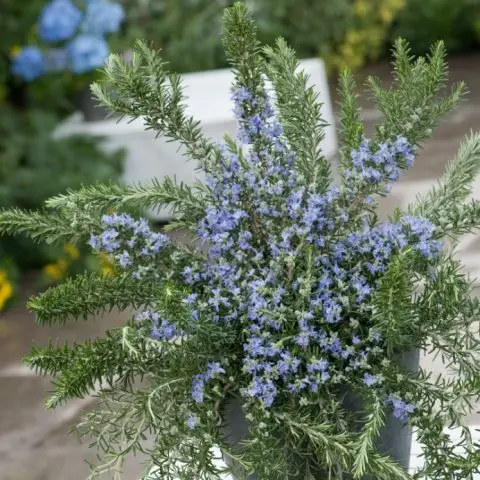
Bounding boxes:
44 49 68 72
11 0 124 80
84 0 125 34
11 46 45 81
38 0 83 43
68 34 109 73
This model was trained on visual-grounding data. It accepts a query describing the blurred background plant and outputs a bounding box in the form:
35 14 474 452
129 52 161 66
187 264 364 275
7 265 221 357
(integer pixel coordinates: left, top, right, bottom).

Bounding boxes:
117 0 480 74
247 0 353 65
391 0 480 55
327 0 406 71
120 0 235 73
0 0 125 311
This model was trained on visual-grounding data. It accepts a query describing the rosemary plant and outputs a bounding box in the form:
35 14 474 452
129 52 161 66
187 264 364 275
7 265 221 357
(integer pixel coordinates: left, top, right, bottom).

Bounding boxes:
1 3 480 479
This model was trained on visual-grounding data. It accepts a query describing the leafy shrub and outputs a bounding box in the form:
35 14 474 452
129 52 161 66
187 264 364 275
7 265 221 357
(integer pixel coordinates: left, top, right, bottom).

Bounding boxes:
391 0 480 55
249 0 353 61
328 0 406 71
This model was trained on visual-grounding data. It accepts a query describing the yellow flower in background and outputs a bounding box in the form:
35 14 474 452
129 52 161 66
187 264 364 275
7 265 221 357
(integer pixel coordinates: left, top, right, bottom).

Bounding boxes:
101 265 115 277
97 253 115 277
43 263 65 281
0 269 14 311
43 257 69 282
329 0 406 72
10 45 22 58
379 5 394 23
353 0 370 17
64 243 80 260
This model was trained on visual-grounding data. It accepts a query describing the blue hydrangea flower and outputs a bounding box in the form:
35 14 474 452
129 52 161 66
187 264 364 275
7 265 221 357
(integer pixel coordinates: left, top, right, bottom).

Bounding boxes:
44 48 68 71
67 34 109 74
84 0 125 34
11 47 45 81
38 0 83 43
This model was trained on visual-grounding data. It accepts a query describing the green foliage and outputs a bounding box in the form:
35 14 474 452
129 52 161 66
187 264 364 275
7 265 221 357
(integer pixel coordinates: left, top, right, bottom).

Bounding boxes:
29 271 165 325
391 0 480 55
371 251 415 356
120 0 235 74
263 38 330 189
411 132 480 235
25 327 155 408
250 0 352 61
366 39 466 146
92 41 221 176
46 177 207 232
2 3 480 479
0 105 123 270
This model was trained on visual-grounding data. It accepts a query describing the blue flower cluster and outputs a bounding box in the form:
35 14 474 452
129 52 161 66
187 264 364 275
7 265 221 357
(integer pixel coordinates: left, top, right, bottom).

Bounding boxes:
11 47 45 82
192 362 226 404
186 413 200 430
178 85 440 418
88 213 170 279
345 136 415 192
386 395 415 421
135 311 183 342
11 0 124 80
38 0 83 43
81 87 437 425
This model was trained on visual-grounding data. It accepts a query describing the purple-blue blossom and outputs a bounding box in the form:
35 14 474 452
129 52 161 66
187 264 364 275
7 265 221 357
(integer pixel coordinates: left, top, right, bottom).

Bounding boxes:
347 136 416 190
386 395 415 421
151 320 182 341
363 373 381 387
192 375 205 404
186 413 199 430
191 362 225 404
88 214 170 275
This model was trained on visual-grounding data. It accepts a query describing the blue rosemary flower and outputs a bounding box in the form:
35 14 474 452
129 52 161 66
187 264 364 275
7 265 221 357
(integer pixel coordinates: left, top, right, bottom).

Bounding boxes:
386 395 415 421
84 84 440 411
186 413 199 430
363 373 381 387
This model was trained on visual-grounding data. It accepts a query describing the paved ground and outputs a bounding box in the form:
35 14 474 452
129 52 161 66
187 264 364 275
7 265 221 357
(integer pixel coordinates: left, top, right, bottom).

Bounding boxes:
1 53 480 480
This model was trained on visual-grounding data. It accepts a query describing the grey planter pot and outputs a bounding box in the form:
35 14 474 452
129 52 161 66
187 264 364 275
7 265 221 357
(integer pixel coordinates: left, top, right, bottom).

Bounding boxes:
221 349 419 479
77 88 110 123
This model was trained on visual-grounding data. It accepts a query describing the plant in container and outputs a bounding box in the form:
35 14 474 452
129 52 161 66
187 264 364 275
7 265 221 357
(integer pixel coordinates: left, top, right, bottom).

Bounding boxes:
2 3 480 479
